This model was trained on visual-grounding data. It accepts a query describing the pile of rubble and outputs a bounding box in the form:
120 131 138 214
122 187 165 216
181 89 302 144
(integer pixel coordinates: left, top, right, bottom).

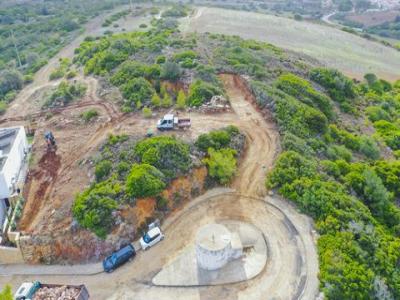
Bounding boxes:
32 286 81 300
199 95 230 113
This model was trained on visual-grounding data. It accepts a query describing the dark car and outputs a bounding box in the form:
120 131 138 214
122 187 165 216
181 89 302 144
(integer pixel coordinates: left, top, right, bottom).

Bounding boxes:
103 244 136 273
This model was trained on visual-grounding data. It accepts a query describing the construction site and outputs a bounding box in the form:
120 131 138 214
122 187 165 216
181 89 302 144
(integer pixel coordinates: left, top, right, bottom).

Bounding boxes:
0 5 321 300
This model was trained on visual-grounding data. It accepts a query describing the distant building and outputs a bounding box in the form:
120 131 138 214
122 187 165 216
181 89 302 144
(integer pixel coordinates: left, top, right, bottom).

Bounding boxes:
0 126 28 230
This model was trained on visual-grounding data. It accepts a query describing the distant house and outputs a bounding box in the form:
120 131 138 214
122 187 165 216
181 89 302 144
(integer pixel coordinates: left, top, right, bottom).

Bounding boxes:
0 126 28 230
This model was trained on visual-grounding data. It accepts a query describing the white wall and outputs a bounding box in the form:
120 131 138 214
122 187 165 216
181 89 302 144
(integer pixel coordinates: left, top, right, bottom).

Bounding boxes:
0 127 28 199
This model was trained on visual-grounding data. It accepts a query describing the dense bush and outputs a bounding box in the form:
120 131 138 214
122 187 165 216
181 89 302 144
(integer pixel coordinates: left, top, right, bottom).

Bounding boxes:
73 177 121 238
365 106 391 122
120 77 155 109
204 148 237 184
134 136 191 178
373 120 400 150
187 80 223 107
95 160 112 181
276 73 334 119
125 164 166 198
44 81 86 108
310 68 356 110
160 61 181 81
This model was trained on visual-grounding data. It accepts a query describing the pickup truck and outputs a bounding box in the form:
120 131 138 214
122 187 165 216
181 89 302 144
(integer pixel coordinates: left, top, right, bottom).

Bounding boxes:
14 281 89 300
157 114 191 130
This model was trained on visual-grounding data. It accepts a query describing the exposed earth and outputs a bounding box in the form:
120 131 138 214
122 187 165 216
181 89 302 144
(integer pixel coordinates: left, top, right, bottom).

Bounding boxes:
0 5 325 299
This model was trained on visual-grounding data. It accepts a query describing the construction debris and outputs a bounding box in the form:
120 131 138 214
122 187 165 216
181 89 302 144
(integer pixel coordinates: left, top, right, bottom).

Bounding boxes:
32 285 81 300
199 95 230 113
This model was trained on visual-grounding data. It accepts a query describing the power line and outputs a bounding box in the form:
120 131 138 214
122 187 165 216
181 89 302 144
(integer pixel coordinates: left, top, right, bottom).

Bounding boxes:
10 29 22 69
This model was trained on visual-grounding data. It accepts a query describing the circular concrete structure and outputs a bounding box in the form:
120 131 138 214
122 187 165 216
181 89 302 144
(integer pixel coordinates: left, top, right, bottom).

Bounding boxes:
196 223 232 271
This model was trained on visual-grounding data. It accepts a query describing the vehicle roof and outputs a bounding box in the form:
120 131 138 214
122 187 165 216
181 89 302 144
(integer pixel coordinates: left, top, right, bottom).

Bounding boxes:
164 114 174 120
15 282 35 297
115 244 134 256
147 227 161 238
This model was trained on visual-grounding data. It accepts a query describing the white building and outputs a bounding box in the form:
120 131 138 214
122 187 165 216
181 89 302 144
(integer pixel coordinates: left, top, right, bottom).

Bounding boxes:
0 126 28 230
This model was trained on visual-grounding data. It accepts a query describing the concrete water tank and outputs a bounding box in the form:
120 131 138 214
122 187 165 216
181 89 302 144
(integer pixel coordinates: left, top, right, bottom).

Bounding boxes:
196 224 232 271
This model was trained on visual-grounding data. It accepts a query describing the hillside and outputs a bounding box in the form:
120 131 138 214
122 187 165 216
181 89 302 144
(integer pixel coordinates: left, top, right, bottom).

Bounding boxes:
70 15 400 298
181 7 400 81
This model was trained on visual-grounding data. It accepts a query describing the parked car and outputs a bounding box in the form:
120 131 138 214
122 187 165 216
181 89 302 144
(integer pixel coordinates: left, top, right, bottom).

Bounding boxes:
103 244 136 273
140 226 164 250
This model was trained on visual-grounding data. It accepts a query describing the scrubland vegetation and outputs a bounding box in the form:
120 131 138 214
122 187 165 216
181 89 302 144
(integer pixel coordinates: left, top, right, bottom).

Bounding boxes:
73 126 244 238
0 0 131 110
70 13 400 296
263 68 400 299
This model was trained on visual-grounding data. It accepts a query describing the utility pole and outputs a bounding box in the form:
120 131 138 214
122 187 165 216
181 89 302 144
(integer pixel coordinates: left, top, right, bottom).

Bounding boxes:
10 30 22 69
129 0 134 12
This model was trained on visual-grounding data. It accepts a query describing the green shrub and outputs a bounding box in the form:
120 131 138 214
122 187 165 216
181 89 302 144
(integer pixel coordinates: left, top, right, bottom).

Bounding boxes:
161 93 172 108
0 284 13 300
196 130 231 152
142 107 152 118
66 70 77 79
151 93 161 107
359 136 380 159
310 68 356 104
365 106 391 122
120 77 155 109
135 136 191 178
139 23 147 28
373 120 400 150
49 68 65 80
187 80 222 107
326 145 353 162
95 160 112 181
45 81 86 108
267 151 318 188
276 73 334 119
0 101 7 114
80 109 98 122
160 61 181 81
126 164 166 198
204 148 237 184
176 90 186 109
73 177 120 238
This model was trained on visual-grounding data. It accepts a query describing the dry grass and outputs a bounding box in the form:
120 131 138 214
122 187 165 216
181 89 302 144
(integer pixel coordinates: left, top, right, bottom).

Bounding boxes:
181 7 400 81
345 9 400 27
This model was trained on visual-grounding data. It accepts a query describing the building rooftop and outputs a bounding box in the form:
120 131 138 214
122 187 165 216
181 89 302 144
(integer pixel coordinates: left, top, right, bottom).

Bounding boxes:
196 224 232 251
0 127 21 171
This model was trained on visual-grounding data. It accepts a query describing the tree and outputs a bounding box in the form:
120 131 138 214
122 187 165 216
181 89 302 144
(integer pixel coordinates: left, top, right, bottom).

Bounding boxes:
0 285 13 300
160 61 181 81
176 90 186 109
73 178 120 238
151 93 161 108
126 164 166 198
161 93 172 108
204 148 237 184
0 69 23 98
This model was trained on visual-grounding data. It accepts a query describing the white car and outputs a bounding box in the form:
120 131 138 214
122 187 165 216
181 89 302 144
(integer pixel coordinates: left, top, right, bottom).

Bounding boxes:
140 226 164 250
